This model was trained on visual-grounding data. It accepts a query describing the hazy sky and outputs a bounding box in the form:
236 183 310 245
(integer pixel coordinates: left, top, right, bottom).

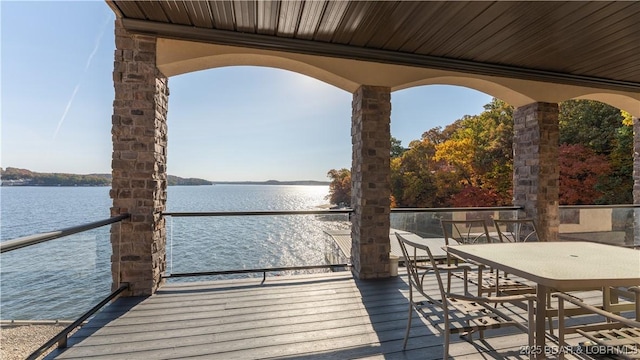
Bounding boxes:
1 1 492 181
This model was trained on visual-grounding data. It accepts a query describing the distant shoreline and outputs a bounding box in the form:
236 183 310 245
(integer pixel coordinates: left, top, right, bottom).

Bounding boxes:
0 167 329 187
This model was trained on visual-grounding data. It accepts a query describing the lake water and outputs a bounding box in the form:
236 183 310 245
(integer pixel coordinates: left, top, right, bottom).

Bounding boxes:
0 185 350 320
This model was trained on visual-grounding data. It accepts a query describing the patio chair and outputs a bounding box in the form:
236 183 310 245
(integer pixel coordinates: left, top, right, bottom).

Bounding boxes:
554 287 640 359
491 218 541 292
493 218 539 243
395 232 535 359
441 219 533 297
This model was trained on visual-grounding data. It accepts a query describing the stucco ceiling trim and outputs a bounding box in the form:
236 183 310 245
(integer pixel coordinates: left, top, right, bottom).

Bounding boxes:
157 39 640 116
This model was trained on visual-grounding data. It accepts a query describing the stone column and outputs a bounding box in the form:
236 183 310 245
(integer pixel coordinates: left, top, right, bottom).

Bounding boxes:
110 19 169 296
513 102 560 241
633 117 640 245
350 85 392 279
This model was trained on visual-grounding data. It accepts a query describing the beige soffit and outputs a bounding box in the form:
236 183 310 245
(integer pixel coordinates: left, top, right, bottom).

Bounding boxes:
157 38 640 116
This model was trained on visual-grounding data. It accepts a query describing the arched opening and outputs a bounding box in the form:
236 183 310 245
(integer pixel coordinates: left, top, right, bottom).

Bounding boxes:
163 66 355 276
166 66 351 182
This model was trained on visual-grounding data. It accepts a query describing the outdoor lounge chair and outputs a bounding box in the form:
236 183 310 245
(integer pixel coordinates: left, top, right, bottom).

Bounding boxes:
395 232 535 359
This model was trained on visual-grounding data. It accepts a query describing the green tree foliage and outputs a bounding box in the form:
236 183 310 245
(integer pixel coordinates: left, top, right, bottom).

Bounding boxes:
326 168 351 207
559 100 623 155
390 136 406 158
599 117 634 204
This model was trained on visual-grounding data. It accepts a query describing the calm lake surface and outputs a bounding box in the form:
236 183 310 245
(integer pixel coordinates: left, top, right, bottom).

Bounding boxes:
0 185 350 320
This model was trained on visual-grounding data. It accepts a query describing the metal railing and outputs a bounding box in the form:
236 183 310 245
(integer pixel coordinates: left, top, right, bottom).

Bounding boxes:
26 283 129 360
1 214 131 359
161 207 521 280
163 209 353 280
165 264 352 283
163 209 353 217
0 214 130 253
2 205 636 359
389 206 522 212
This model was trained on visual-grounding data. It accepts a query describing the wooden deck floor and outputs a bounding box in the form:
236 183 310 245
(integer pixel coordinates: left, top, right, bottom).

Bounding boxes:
47 271 623 360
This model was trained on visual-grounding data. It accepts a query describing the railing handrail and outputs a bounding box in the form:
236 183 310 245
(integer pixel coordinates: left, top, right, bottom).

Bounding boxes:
0 214 131 253
559 204 640 209
162 207 526 217
162 204 640 217
26 283 129 360
389 206 522 212
163 209 352 216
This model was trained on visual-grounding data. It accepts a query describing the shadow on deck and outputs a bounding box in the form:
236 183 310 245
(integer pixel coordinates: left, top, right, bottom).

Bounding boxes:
46 271 613 359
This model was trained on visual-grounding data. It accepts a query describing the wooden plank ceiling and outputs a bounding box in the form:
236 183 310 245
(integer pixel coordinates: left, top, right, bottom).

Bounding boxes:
106 1 640 91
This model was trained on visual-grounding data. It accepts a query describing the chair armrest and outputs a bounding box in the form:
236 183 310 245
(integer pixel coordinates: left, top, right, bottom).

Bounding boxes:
554 292 640 328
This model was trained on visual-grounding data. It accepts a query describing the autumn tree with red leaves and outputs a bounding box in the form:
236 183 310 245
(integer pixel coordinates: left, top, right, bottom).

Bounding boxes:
558 144 611 205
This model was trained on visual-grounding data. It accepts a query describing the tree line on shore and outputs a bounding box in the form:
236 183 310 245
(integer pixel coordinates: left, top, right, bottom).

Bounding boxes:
0 168 212 186
327 99 634 207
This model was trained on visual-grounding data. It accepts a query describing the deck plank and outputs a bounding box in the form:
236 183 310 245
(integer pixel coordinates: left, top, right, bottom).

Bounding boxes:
47 270 629 360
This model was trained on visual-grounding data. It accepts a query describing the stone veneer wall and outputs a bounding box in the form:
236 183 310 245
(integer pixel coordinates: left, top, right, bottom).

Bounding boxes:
634 117 640 204
110 19 169 296
634 117 640 245
513 102 560 242
350 85 391 279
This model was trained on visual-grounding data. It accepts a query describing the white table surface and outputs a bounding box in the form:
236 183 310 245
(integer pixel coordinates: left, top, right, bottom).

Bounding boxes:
446 241 640 357
446 241 640 290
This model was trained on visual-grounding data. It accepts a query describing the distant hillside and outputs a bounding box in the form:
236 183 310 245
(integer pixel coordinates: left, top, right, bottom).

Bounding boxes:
0 167 212 186
167 175 212 186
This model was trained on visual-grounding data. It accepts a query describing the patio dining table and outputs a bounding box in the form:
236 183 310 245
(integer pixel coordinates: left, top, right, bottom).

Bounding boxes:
445 241 640 359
